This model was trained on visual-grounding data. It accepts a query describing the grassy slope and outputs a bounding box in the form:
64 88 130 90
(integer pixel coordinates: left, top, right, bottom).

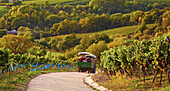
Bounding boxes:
92 72 170 91
0 0 90 5
50 51 64 56
0 6 10 17
52 24 157 40
22 0 75 5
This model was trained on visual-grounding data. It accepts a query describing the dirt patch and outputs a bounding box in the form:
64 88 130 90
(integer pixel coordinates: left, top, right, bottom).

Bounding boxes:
92 72 111 83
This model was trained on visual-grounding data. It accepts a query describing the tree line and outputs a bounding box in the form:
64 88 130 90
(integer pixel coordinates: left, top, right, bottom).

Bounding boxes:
0 0 169 37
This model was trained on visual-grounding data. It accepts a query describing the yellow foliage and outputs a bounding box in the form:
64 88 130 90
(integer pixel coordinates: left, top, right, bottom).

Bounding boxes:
107 37 128 48
1 34 34 54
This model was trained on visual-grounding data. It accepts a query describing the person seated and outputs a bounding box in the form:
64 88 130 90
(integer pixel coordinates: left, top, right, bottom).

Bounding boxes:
79 56 86 61
86 57 91 62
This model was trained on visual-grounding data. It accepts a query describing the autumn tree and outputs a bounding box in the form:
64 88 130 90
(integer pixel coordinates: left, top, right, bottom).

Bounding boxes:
0 29 7 38
39 38 49 49
45 15 65 27
57 34 81 51
79 14 111 32
53 19 80 34
49 38 58 50
86 41 108 62
0 17 5 29
1 34 34 54
11 18 27 30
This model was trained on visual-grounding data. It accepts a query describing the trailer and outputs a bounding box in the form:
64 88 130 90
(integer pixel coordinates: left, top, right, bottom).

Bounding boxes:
77 52 96 73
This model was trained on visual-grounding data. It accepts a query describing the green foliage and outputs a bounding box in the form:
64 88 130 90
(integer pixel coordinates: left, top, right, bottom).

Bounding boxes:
51 19 80 34
138 23 148 33
57 34 81 51
49 38 58 50
86 41 108 62
0 29 7 37
11 18 27 30
1 4 168 36
88 0 168 14
44 1 50 8
0 34 35 54
39 38 49 49
0 48 10 67
0 17 5 29
79 14 111 32
101 33 170 76
0 6 10 17
13 1 22 6
107 37 128 48
45 15 65 27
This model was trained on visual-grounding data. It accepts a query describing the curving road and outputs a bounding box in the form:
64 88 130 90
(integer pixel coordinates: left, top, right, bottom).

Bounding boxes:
27 72 94 91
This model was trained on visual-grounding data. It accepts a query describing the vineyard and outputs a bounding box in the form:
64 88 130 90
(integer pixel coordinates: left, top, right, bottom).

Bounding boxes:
0 49 76 74
100 33 170 90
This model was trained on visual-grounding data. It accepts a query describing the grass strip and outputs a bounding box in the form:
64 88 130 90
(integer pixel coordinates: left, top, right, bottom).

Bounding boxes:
0 69 76 91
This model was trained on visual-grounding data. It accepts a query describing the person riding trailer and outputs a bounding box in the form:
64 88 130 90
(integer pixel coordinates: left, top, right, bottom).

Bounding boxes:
77 52 96 73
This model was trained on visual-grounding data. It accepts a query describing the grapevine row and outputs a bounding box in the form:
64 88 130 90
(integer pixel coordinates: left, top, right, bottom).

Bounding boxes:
100 33 170 85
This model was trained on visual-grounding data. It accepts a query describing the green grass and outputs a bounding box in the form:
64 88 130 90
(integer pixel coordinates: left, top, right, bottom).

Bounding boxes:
51 24 157 40
12 0 90 5
0 0 90 6
21 0 74 5
93 71 170 91
0 69 76 90
0 6 10 17
50 51 64 56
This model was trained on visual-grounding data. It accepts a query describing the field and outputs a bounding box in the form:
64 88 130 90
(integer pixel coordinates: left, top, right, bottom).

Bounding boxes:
0 6 10 17
0 0 90 5
51 24 157 40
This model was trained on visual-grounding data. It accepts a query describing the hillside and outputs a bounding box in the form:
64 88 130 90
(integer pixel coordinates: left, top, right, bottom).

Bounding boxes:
0 6 10 17
50 24 157 40
0 0 169 90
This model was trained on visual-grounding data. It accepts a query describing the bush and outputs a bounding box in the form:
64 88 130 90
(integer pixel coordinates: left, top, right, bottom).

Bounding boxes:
155 32 163 38
0 29 7 38
13 1 22 6
143 29 155 35
131 32 143 40
139 35 150 40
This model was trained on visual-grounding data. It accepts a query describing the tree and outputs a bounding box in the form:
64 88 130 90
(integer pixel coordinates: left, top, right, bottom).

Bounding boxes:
89 0 101 7
49 38 58 50
86 41 108 62
0 18 5 29
57 34 81 51
56 19 80 34
138 22 147 33
45 15 65 27
39 38 49 49
79 14 111 32
11 18 27 30
13 1 22 6
44 1 51 8
110 13 123 28
1 34 34 54
0 29 7 38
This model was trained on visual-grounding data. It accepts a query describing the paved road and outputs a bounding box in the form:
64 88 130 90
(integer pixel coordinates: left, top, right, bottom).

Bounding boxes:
27 72 94 91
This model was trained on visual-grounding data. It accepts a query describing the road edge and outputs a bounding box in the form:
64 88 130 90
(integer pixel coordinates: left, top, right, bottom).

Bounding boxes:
83 74 111 91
